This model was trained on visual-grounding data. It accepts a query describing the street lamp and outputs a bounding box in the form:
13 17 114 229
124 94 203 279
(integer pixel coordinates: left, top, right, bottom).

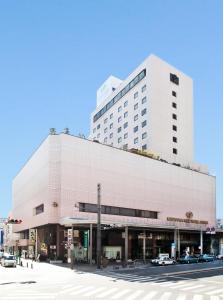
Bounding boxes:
97 183 102 269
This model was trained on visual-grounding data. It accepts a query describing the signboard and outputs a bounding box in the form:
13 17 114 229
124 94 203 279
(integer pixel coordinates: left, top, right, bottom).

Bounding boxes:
83 231 88 249
206 226 216 234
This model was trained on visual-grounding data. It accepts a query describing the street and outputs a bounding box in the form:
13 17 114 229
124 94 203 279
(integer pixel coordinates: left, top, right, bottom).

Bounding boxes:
1 261 223 300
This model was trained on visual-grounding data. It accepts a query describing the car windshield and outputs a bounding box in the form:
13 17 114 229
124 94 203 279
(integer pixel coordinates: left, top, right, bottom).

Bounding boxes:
4 256 15 260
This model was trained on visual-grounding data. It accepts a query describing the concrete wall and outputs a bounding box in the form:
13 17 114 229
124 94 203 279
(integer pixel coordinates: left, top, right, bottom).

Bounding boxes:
12 134 215 231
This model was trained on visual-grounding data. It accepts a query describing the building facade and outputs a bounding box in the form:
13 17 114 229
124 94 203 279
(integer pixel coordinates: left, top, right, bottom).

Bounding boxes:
12 133 218 261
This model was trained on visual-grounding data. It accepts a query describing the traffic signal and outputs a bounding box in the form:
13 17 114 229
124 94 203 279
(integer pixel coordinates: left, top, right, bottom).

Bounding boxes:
6 219 22 224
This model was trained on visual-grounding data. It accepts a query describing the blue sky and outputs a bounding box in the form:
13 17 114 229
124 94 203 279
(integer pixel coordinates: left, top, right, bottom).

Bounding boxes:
0 0 222 218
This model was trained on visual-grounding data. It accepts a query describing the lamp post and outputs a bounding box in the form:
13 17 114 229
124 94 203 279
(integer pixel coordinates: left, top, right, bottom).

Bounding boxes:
97 183 102 269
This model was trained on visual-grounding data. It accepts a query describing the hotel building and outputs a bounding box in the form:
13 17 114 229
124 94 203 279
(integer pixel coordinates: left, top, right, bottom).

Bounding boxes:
11 55 221 262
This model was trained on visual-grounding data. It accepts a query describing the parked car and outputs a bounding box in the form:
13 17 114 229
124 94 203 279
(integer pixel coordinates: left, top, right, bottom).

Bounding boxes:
151 256 176 266
217 254 223 260
178 255 199 264
198 254 215 262
1 255 17 267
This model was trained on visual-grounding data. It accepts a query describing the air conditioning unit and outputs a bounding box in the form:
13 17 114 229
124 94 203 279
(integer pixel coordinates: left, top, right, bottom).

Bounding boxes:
52 202 58 207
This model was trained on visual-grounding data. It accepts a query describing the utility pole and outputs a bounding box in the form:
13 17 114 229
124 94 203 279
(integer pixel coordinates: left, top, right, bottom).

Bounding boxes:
97 183 101 269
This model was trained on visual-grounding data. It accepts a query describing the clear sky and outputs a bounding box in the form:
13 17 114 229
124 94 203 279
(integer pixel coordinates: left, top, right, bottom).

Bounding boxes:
0 0 222 218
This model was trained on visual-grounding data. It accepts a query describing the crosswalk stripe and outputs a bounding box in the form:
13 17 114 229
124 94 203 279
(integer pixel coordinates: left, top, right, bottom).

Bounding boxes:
60 284 83 294
110 289 132 299
156 281 177 287
0 297 56 299
175 294 187 300
193 296 203 300
181 284 204 291
206 288 223 295
70 286 94 295
169 283 193 289
83 287 106 296
96 288 119 298
124 290 144 300
159 292 172 300
141 291 159 300
210 296 220 300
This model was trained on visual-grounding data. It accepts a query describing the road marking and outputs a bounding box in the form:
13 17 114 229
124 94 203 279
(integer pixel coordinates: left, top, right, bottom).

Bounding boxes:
96 288 119 298
0 297 56 300
60 284 83 294
169 282 194 289
192 296 203 300
159 292 172 300
70 286 94 295
141 291 159 300
163 265 223 276
181 284 204 291
83 287 106 296
124 290 144 300
206 288 223 295
110 289 131 299
175 294 187 300
210 297 220 300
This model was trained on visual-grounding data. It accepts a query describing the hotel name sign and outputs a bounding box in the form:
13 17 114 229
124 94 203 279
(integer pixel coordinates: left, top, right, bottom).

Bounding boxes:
167 212 208 225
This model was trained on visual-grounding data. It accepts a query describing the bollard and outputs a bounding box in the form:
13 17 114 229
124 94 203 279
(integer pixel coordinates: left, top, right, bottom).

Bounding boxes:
20 260 23 267
27 262 28 268
31 263 33 269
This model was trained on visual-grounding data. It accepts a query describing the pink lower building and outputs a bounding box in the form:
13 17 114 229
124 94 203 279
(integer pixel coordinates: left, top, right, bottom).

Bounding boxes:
12 133 219 262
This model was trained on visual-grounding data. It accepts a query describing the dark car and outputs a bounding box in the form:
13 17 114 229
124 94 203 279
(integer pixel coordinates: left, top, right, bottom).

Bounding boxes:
178 255 199 264
198 254 215 262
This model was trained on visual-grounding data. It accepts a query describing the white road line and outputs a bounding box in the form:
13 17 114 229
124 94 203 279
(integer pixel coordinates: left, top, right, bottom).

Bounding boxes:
96 288 119 298
169 282 194 289
0 297 56 300
210 297 220 300
59 284 83 294
124 290 144 300
156 281 177 287
70 286 94 295
192 296 203 300
181 284 204 291
83 287 106 296
159 292 172 300
206 288 223 295
175 294 187 300
110 289 132 299
139 291 159 300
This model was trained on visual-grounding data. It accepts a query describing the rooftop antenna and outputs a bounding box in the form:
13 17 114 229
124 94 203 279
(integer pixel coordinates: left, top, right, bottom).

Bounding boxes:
63 128 70 134
49 128 56 135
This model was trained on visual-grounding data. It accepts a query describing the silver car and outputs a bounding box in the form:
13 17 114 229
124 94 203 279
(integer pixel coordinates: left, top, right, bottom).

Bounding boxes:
1 255 17 267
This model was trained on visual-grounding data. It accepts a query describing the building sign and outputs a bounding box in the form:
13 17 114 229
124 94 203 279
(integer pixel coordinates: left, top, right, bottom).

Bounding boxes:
167 216 208 225
206 226 216 234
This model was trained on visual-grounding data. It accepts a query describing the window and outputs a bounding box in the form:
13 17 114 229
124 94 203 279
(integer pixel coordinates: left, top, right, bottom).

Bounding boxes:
142 132 147 139
173 148 178 154
172 102 177 109
123 144 128 150
124 100 128 107
118 137 122 143
104 137 108 143
134 103 138 110
142 85 146 92
93 69 146 122
173 136 177 143
142 144 147 150
97 124 100 129
172 91 177 97
134 126 138 133
104 118 108 124
117 127 122 133
104 128 108 133
142 96 147 104
118 106 122 112
109 133 113 139
134 137 138 144
170 73 179 85
124 122 128 129
110 113 113 119
110 123 113 129
93 128 96 133
134 92 138 99
35 204 44 215
173 125 177 131
97 133 100 138
141 108 147 116
142 120 147 128
118 116 122 123
79 202 158 219
124 111 128 118
172 113 177 120
124 133 128 139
